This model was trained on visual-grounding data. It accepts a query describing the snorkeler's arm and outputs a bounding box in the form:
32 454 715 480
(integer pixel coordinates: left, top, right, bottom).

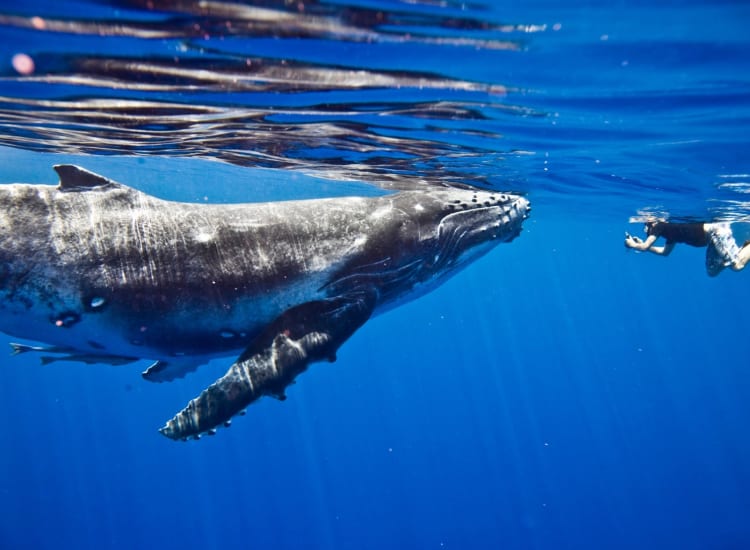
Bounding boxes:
625 233 658 251
646 241 675 256
625 233 675 256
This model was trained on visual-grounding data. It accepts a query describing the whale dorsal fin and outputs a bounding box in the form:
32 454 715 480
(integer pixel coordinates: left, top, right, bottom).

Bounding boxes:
54 165 120 192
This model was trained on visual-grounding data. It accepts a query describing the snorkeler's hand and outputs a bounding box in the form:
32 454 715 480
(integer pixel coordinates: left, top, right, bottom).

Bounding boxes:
624 232 642 249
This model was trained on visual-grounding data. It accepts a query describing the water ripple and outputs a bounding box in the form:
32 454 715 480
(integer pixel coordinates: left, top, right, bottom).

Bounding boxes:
1 0 747 219
0 0 544 188
0 0 546 190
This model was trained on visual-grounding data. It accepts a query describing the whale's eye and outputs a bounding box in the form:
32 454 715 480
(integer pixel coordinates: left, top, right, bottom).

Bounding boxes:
83 295 108 312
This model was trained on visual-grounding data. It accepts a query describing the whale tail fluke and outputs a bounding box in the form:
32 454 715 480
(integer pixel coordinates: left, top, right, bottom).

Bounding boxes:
9 342 75 357
9 343 33 356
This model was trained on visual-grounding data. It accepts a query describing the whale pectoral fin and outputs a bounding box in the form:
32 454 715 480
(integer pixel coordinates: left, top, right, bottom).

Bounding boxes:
159 290 376 440
142 360 169 380
142 359 204 383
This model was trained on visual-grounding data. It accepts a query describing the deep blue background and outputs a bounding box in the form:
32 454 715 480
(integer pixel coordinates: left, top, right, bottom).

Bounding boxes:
0 175 748 549
1 0 750 548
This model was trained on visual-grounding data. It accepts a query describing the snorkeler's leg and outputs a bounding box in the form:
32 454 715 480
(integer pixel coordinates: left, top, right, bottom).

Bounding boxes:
732 241 750 271
706 223 739 275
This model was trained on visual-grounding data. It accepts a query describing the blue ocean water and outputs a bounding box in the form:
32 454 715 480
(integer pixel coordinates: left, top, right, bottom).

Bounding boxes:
0 1 749 549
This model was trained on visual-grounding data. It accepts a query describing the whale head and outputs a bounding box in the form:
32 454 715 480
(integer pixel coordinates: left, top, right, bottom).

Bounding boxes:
411 187 530 276
331 187 530 307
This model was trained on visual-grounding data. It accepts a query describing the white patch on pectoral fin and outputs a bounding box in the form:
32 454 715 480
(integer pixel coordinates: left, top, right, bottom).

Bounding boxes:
54 165 120 192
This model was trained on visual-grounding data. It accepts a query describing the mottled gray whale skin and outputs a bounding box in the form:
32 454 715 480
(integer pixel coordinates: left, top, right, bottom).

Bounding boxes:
0 165 530 440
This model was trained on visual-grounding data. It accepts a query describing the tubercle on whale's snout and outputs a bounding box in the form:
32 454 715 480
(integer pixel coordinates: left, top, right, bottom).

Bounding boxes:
438 194 531 241
488 196 530 245
438 189 529 213
466 194 530 233
517 197 532 225
503 196 531 232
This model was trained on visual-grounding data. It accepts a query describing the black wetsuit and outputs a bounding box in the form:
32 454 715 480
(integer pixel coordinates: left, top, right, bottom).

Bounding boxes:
650 222 708 247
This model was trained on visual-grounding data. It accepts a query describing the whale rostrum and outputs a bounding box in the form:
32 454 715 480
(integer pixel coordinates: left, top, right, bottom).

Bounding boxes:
0 165 530 440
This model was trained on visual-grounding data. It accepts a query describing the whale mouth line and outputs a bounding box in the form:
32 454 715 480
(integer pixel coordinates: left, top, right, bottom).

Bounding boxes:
321 258 424 295
431 198 528 270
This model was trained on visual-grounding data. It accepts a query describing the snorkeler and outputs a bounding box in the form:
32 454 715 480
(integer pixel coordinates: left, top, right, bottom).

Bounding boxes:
624 219 750 276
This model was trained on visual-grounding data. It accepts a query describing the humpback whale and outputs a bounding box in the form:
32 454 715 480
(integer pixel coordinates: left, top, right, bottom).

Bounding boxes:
0 165 530 440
